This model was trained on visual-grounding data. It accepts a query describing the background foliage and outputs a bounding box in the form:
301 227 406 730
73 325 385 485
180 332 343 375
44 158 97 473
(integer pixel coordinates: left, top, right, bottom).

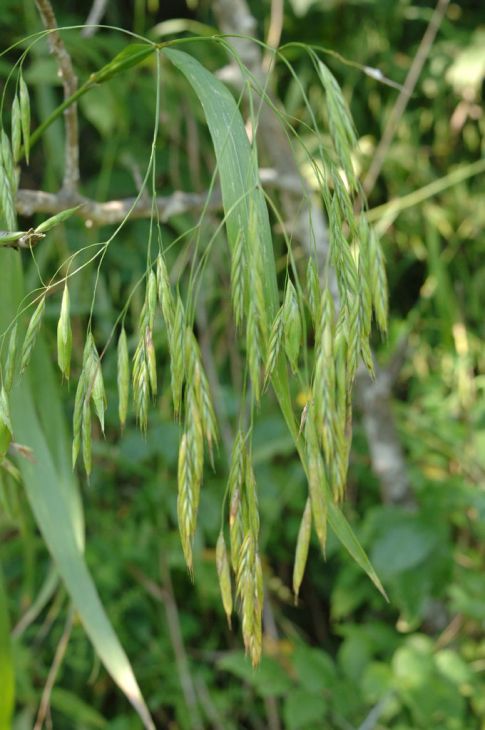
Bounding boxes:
0 1 484 728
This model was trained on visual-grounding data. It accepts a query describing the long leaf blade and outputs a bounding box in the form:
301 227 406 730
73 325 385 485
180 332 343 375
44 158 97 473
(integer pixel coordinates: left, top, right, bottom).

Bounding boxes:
0 562 15 730
0 249 154 729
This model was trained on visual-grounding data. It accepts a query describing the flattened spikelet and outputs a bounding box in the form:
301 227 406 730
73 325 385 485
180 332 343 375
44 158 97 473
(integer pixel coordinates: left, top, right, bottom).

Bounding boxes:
228 431 245 574
186 384 204 494
146 270 157 330
117 327 129 430
264 307 283 389
357 223 375 377
344 291 361 389
315 58 357 189
246 304 261 403
313 289 336 463
250 553 263 666
305 414 328 554
306 258 321 326
1 130 15 194
20 296 45 374
132 337 149 431
368 229 388 335
81 400 92 477
247 203 269 343
186 330 218 461
57 285 72 380
72 371 86 467
156 253 174 331
177 432 195 573
170 297 185 416
4 324 18 393
283 280 302 372
231 229 246 328
199 366 218 462
145 327 157 396
357 220 372 341
19 74 30 163
293 497 312 602
333 332 348 497
86 335 106 433
229 485 244 575
0 386 13 459
0 169 16 231
244 459 259 537
236 531 255 656
216 532 233 626
11 95 21 162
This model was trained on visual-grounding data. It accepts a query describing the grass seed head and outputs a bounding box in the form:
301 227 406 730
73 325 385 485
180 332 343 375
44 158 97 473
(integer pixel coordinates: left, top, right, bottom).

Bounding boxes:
283 280 302 373
117 327 129 430
293 497 312 602
57 285 72 380
216 532 233 627
20 296 45 375
19 74 30 163
4 324 18 393
0 387 13 459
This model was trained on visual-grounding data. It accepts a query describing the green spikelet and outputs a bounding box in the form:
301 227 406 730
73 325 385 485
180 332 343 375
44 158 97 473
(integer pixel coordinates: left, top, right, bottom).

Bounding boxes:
228 431 245 574
264 307 284 389
117 327 129 430
306 258 321 327
19 74 30 163
293 497 312 602
20 296 45 374
368 228 388 335
246 303 262 403
57 285 72 380
216 532 233 627
231 229 246 328
305 413 328 555
156 253 174 332
0 387 13 459
11 95 21 162
170 297 186 417
283 280 302 373
4 324 18 393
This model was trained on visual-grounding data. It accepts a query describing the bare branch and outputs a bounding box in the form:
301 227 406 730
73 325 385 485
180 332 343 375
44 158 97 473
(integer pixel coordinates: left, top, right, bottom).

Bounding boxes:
16 188 220 226
14 168 301 229
81 0 109 38
34 0 80 192
263 0 284 72
355 362 415 508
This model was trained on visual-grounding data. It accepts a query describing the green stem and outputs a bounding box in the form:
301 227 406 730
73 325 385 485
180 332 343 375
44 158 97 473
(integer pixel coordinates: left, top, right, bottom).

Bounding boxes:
367 158 485 223
25 81 92 158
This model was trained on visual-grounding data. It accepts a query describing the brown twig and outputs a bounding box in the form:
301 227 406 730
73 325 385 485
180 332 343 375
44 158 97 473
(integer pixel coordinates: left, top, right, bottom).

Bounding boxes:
362 0 450 197
355 361 415 507
33 606 74 730
14 169 300 229
263 0 284 72
34 0 80 192
81 0 109 38
194 676 226 730
16 187 220 226
129 563 204 730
